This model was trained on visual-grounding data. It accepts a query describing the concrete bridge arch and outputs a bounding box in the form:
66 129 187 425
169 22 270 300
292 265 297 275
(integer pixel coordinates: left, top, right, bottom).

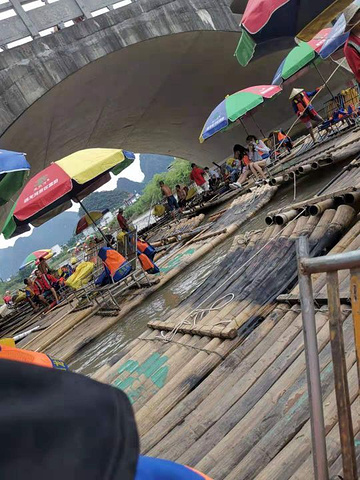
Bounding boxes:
0 0 352 173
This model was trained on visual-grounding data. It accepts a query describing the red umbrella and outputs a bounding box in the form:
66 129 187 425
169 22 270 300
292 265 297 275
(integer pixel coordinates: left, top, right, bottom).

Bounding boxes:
75 209 109 235
235 0 353 66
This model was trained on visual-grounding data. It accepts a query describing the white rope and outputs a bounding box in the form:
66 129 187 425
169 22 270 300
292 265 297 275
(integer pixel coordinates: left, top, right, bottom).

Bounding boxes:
293 171 297 201
158 206 307 342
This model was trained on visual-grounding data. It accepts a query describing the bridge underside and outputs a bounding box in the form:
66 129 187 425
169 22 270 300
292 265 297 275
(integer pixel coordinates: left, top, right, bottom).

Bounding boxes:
0 31 352 180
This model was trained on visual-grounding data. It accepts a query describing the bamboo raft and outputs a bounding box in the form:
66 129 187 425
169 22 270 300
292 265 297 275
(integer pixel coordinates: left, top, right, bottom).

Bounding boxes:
90 196 360 478
16 185 277 361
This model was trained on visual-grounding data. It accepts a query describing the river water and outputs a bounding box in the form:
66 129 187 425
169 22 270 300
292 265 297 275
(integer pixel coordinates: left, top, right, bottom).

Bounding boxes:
69 160 348 375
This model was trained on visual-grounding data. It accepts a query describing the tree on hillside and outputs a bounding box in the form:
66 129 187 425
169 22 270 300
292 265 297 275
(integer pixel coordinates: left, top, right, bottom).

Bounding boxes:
125 159 191 218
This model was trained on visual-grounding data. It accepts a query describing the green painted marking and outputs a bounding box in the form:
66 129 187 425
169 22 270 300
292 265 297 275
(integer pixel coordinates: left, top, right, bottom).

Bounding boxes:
112 352 170 404
160 248 196 273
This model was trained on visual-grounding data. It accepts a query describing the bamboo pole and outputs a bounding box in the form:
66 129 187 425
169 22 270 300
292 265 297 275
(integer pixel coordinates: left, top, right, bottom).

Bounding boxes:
147 320 237 339
141 305 294 455
308 198 335 216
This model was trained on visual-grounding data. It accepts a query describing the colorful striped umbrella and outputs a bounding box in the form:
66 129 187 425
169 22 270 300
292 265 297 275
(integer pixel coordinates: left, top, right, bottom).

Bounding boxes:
0 149 30 206
235 0 353 67
2 148 135 240
19 249 53 270
75 209 109 235
199 85 282 143
272 29 331 85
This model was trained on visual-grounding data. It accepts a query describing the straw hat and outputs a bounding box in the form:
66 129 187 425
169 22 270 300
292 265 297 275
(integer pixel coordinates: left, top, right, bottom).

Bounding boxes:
344 1 360 30
289 88 304 100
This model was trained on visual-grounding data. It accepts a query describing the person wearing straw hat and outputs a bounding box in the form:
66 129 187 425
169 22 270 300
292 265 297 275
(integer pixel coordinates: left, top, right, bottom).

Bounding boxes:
289 87 324 143
343 2 360 82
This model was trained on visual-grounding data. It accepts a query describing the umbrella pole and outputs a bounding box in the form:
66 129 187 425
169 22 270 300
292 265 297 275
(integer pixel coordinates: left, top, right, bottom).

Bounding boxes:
250 113 266 138
76 197 109 245
239 118 250 136
313 62 336 101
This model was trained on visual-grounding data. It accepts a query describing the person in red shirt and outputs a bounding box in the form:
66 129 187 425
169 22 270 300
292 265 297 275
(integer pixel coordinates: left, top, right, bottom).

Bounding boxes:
190 163 209 192
34 270 60 303
3 291 12 305
117 208 129 232
344 4 360 83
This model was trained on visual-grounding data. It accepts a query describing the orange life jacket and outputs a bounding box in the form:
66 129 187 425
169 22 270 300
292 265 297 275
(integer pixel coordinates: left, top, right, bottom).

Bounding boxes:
137 240 149 253
138 253 155 272
0 345 68 370
277 131 286 141
104 250 127 277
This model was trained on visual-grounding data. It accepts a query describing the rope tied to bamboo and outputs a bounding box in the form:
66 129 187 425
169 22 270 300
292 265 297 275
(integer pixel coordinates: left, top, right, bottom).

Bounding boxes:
158 293 235 342
158 207 307 343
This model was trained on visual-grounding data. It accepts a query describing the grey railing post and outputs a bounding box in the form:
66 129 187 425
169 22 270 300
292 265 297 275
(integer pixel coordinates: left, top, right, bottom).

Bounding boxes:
9 0 39 38
296 236 329 480
73 0 92 19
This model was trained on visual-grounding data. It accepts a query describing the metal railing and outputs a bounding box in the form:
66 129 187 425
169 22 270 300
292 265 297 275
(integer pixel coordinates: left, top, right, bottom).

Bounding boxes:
296 236 360 480
0 0 136 49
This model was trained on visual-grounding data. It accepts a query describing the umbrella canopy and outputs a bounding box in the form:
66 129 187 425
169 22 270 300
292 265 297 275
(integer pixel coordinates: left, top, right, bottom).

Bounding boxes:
2 148 135 240
199 85 282 143
19 249 53 270
0 149 30 206
319 1 360 59
272 29 331 85
235 0 353 66
75 209 110 235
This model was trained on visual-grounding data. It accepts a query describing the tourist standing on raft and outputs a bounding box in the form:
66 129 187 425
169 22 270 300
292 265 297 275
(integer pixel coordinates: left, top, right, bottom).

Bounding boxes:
159 181 178 220
290 87 324 143
190 163 209 193
343 3 360 82
117 208 130 232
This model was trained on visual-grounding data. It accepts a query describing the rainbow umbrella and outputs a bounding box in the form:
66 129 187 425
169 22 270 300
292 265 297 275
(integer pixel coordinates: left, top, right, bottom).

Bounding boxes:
2 148 135 240
0 149 30 206
235 0 353 67
75 209 109 235
272 29 331 85
19 249 53 271
199 85 282 143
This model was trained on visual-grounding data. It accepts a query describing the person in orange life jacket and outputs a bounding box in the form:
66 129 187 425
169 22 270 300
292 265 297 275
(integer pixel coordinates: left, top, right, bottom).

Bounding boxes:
277 129 293 153
290 87 324 143
24 278 48 310
137 239 156 261
95 247 132 287
34 270 60 303
229 144 250 189
344 3 360 82
137 251 160 274
0 344 68 370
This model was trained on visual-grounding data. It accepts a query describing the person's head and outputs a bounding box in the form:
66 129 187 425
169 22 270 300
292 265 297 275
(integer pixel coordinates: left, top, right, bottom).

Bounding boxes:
35 270 42 278
204 167 209 172
24 279 29 285
6 290 10 295
175 184 181 190
233 144 247 159
118 208 123 215
345 4 360 34
246 135 257 144
191 163 196 168
159 181 164 187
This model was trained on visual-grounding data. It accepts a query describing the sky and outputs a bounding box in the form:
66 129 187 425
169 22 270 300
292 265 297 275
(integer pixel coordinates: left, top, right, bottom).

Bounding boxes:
0 154 144 250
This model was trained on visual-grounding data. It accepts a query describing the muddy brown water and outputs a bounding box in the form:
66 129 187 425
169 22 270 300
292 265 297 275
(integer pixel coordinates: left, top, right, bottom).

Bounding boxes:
70 160 349 375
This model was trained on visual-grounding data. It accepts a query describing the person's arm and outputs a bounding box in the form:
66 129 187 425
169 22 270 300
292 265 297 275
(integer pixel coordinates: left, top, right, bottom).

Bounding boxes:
190 171 194 181
47 274 58 283
306 89 320 98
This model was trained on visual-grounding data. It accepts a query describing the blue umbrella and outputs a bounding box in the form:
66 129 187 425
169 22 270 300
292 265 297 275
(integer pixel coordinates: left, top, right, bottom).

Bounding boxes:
319 0 360 58
0 149 30 206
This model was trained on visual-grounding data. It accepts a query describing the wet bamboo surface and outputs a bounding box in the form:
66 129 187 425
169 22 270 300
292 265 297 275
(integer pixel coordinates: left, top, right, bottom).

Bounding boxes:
19 186 277 362
89 197 360 479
